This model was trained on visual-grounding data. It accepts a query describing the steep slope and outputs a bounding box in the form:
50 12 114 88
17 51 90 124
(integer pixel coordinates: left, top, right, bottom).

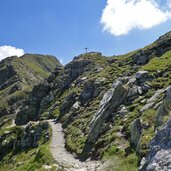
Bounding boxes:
15 31 171 170
49 120 102 170
0 54 62 171
0 54 61 119
0 121 56 171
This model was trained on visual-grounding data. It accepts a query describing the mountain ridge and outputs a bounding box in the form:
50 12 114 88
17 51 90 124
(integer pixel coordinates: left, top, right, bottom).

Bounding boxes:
0 54 61 118
0 31 171 170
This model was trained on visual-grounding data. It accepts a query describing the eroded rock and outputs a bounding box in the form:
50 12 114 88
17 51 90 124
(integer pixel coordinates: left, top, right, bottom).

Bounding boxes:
139 119 171 171
140 89 164 112
19 121 50 150
156 86 171 127
87 79 128 144
130 119 142 153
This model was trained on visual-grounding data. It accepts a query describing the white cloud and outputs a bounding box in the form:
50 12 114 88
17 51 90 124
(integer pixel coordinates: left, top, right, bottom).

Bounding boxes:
0 45 24 61
101 0 171 36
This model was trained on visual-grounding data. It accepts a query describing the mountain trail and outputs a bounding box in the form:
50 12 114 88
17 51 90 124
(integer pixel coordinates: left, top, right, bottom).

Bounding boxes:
48 120 104 171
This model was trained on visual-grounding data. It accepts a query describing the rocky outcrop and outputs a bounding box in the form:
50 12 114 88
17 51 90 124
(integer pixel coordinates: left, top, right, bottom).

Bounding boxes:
126 71 150 103
130 119 142 153
87 71 150 145
80 79 95 101
80 78 105 103
0 54 61 119
60 92 77 116
133 50 151 65
139 119 171 171
64 57 92 85
15 81 52 125
133 31 171 65
15 54 105 125
87 79 128 144
140 89 164 112
139 86 171 170
0 121 50 160
156 86 171 127
18 121 50 150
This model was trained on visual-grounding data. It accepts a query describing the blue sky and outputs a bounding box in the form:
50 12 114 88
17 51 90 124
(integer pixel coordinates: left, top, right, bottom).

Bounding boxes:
0 0 171 64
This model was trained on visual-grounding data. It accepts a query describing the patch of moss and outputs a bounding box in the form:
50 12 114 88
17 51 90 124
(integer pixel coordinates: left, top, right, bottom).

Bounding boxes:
142 50 171 72
102 145 124 160
0 143 55 171
106 153 138 171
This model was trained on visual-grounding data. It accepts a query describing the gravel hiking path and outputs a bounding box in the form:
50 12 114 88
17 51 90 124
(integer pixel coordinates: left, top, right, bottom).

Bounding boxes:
48 120 104 171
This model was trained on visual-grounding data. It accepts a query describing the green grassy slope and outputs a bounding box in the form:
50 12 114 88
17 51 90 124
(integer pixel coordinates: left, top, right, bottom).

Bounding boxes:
40 32 171 170
0 54 61 118
11 31 171 170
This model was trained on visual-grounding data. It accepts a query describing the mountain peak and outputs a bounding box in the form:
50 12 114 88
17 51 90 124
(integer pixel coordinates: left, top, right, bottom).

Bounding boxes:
73 52 103 61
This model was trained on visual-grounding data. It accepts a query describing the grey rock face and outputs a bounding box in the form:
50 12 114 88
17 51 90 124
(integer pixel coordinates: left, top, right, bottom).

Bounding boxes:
0 121 50 160
15 81 51 125
87 79 128 143
93 77 106 97
60 92 77 116
127 85 139 98
135 71 149 80
65 58 91 82
139 119 171 171
39 91 54 114
130 119 142 153
133 51 150 65
140 89 164 112
139 86 171 171
114 105 128 118
156 86 171 127
87 71 151 144
127 71 150 100
80 78 105 103
81 80 95 101
19 121 50 150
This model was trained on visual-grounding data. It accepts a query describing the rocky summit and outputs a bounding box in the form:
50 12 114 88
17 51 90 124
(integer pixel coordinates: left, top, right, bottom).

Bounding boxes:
0 31 171 171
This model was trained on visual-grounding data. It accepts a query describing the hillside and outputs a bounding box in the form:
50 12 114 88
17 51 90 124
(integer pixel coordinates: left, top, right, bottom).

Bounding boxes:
0 54 61 119
14 31 171 170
